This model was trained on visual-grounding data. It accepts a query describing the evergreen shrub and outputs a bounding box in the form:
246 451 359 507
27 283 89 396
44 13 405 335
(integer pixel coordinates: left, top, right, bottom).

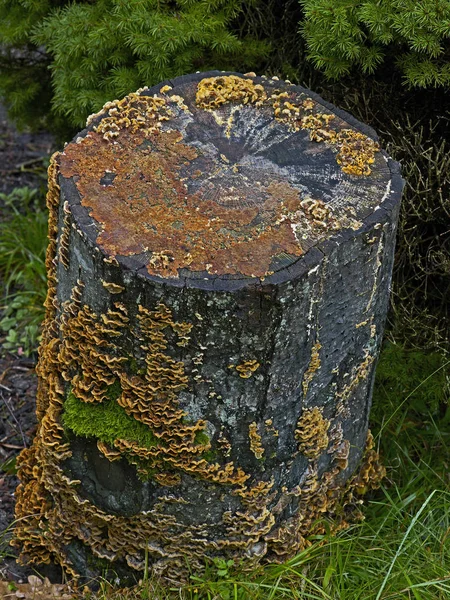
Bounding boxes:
0 0 268 132
300 0 450 86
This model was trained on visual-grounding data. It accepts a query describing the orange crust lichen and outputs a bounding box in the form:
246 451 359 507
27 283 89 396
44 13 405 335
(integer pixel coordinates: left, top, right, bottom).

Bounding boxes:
57 75 377 281
302 341 322 396
235 359 260 379
195 75 267 109
264 429 385 562
58 201 71 269
89 92 174 141
58 123 315 279
337 350 375 403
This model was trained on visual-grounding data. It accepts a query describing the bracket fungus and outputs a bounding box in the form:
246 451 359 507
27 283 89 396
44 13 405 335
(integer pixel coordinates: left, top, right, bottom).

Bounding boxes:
14 71 403 586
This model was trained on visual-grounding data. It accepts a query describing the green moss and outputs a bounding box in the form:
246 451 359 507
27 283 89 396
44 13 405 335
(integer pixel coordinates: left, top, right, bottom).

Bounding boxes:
105 380 122 401
202 449 218 462
128 357 139 374
63 391 160 449
133 461 158 483
63 391 219 482
194 430 210 446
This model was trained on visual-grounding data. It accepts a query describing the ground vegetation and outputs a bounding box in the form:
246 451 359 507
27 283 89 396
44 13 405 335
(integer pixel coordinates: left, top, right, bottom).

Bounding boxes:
0 1 448 597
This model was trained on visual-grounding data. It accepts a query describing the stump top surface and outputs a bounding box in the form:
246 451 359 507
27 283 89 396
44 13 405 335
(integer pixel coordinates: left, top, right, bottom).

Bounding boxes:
58 71 399 285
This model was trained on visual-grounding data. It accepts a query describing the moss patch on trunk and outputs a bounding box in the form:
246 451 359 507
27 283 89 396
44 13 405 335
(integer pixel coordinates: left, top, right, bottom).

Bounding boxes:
62 390 161 450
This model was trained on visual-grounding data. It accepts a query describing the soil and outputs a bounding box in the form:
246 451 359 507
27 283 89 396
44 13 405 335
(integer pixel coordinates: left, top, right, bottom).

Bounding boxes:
0 103 54 196
0 105 79 597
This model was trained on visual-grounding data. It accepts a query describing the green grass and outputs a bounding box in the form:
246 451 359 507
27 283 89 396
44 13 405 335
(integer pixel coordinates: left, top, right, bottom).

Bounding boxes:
0 186 48 356
77 344 449 600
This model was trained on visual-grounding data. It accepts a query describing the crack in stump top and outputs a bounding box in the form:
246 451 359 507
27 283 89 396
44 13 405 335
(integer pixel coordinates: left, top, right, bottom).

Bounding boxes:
58 71 395 284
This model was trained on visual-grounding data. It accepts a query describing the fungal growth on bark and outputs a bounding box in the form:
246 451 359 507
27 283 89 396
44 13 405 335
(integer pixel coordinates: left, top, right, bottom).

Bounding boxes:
14 71 403 585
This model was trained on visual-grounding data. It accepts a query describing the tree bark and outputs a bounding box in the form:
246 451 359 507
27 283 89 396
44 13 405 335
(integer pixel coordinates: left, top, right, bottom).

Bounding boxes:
14 71 403 585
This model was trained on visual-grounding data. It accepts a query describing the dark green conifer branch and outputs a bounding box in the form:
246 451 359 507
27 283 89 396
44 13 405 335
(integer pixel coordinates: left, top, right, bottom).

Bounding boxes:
300 0 450 87
0 0 269 132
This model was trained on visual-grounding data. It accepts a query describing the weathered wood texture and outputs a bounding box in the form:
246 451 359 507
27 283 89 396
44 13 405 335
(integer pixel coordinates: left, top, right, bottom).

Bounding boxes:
14 72 403 584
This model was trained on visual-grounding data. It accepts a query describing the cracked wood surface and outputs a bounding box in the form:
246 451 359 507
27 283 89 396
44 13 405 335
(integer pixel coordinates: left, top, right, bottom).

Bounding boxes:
57 71 397 288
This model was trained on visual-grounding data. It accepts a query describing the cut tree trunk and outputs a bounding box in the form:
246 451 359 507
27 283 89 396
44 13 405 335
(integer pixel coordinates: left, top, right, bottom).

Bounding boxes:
13 71 403 585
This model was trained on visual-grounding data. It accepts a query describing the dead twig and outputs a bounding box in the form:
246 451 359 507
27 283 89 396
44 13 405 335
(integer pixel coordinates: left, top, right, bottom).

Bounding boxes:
0 156 47 175
0 442 25 450
0 391 28 447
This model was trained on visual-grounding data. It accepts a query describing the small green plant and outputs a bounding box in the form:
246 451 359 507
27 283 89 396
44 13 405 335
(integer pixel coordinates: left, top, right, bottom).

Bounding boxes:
213 558 236 579
0 456 17 476
0 186 48 356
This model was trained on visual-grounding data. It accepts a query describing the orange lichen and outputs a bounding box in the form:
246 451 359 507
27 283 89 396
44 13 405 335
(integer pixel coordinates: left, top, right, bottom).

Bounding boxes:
264 418 279 438
92 92 174 142
58 201 71 269
218 429 232 457
346 431 386 495
248 422 264 459
147 250 174 272
337 350 375 402
101 280 125 294
153 472 182 487
335 129 380 176
58 126 311 279
58 284 129 405
41 152 61 321
15 289 263 581
264 428 385 563
295 407 330 459
274 96 380 176
274 191 348 240
57 74 383 285
97 440 121 461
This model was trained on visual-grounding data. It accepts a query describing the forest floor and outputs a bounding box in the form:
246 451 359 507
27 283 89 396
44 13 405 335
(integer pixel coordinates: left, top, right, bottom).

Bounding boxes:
0 106 78 598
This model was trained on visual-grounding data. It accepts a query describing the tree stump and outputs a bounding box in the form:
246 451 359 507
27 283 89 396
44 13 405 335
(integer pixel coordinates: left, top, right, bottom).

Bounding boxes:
14 71 403 584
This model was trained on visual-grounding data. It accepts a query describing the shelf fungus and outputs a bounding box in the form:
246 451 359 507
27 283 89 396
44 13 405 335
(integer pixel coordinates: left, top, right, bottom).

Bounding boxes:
14 71 402 586
235 359 260 379
295 407 330 460
249 422 265 459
